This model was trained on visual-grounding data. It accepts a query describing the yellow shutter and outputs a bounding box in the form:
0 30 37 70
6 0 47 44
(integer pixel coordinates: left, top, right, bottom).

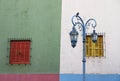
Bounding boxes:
86 35 103 57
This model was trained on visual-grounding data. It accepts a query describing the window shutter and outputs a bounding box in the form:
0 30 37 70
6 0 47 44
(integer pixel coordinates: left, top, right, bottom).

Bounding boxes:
86 35 104 57
10 40 30 64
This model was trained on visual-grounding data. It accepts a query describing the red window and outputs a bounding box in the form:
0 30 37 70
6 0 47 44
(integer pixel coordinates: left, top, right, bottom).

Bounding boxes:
10 40 31 64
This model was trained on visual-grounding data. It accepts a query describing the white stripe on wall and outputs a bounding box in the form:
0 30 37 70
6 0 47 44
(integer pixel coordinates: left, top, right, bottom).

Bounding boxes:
60 0 120 74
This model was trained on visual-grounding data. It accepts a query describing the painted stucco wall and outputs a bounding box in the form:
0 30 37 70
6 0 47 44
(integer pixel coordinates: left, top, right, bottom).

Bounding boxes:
60 0 120 74
0 0 61 74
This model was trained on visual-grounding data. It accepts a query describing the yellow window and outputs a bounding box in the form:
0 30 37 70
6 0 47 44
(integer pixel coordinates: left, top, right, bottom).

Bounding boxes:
86 35 104 57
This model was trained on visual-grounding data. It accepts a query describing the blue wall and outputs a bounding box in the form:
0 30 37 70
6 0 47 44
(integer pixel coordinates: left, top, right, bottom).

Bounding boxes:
60 74 120 81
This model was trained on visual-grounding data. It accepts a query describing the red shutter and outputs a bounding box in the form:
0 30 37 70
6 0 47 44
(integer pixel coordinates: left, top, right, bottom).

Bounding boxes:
10 40 30 64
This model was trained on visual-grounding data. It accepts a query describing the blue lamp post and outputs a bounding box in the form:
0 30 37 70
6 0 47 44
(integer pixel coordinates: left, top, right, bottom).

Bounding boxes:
69 12 98 81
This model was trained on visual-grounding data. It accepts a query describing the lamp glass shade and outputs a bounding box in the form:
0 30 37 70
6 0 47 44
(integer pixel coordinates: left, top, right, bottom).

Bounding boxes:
91 30 98 43
69 27 79 48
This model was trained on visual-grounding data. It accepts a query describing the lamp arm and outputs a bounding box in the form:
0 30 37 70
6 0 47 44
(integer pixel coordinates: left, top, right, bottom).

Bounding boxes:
76 14 84 26
85 18 97 29
71 15 76 26
71 14 84 29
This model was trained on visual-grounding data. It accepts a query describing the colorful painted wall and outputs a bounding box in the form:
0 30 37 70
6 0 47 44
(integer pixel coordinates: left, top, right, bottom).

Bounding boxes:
60 0 120 81
0 0 61 81
0 0 120 81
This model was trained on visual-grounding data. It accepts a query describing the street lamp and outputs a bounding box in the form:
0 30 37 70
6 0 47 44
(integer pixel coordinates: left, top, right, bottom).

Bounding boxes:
70 27 79 48
69 12 98 81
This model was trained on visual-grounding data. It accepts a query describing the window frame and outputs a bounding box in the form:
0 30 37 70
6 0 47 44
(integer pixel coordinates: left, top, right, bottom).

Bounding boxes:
8 39 31 65
86 33 106 57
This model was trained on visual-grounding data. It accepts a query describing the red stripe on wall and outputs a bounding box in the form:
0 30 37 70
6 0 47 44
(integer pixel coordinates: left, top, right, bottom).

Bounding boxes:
0 74 59 81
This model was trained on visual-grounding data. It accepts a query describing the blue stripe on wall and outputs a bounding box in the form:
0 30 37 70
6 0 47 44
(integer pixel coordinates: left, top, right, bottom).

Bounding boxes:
60 74 120 81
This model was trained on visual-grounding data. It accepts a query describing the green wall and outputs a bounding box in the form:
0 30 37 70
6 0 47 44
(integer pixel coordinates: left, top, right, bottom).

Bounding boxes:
0 0 61 73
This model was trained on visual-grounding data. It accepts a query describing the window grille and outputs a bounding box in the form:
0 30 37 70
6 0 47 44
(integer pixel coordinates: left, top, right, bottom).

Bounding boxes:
86 34 104 57
9 40 31 64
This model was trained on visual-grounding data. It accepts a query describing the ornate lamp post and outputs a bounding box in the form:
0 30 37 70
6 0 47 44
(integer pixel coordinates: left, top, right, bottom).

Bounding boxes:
69 12 98 81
